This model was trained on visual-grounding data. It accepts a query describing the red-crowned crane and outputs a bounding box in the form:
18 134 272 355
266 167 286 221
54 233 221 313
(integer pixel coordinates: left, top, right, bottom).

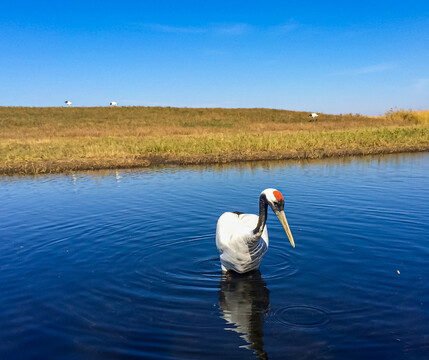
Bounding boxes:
216 188 295 273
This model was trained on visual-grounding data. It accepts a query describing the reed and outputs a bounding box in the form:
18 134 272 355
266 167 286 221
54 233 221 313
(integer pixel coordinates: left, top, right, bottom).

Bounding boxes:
1 106 428 174
385 108 429 125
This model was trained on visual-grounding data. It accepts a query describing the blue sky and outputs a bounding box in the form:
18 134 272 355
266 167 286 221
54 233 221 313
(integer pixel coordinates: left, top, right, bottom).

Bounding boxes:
1 1 428 114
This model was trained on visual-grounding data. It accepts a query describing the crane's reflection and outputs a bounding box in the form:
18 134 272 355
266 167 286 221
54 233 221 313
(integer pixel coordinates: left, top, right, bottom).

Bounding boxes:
218 270 270 360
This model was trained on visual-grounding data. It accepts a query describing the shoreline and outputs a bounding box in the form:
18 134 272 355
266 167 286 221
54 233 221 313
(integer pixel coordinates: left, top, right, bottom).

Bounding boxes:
2 145 428 176
1 106 428 175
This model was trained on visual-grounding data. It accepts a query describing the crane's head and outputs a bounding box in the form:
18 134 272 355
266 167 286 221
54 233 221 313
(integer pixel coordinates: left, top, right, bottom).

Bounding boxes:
262 188 295 248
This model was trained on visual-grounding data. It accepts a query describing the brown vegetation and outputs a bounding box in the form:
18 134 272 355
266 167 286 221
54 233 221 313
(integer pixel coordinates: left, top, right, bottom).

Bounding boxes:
0 106 428 175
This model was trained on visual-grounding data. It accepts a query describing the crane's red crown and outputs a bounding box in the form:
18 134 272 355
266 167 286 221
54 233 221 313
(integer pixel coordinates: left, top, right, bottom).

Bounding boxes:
273 190 283 201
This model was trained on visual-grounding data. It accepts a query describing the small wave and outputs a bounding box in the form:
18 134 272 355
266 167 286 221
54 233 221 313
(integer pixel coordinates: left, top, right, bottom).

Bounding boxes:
271 305 330 328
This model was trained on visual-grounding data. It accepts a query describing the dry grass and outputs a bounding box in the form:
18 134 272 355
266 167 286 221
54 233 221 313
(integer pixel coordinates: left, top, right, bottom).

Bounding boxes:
385 108 429 125
1 106 428 175
0 106 405 140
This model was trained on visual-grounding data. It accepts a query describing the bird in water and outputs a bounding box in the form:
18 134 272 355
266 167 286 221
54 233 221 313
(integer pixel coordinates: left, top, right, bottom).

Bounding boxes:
216 188 295 273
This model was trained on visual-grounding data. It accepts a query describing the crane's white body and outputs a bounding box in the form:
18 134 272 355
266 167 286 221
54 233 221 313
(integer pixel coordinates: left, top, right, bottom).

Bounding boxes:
65 101 72 106
216 212 269 273
309 112 318 118
110 101 117 106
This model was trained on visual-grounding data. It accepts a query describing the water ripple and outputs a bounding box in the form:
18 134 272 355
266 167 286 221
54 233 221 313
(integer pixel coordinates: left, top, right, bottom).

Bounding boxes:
260 243 298 280
271 305 331 328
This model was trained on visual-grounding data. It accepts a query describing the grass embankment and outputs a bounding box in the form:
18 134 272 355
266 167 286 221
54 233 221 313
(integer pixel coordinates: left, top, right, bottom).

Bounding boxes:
1 107 428 175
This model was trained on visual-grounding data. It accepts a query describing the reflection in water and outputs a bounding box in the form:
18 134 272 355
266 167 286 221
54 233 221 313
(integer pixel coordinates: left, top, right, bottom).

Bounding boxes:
218 271 270 360
1 152 424 186
1 153 429 359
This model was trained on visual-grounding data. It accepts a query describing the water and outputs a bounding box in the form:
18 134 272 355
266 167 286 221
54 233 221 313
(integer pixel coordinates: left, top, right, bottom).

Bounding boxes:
1 153 428 359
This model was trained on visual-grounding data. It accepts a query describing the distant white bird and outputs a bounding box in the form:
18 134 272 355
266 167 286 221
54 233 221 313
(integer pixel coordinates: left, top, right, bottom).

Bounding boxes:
216 188 295 273
65 101 72 107
309 112 318 119
110 101 117 106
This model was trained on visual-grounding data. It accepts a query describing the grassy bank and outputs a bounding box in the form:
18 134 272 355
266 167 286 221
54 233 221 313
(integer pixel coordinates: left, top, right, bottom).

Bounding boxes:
1 107 428 175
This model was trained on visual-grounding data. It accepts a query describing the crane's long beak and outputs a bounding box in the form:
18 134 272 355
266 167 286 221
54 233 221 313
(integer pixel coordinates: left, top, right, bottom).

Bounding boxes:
276 210 295 248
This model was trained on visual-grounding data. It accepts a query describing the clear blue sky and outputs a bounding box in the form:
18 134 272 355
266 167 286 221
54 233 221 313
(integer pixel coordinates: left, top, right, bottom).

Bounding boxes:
1 1 428 114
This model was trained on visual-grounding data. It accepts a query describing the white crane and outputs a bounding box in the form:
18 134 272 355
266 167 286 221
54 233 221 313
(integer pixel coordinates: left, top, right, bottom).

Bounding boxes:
216 188 295 273
65 101 72 107
309 112 318 119
110 101 117 106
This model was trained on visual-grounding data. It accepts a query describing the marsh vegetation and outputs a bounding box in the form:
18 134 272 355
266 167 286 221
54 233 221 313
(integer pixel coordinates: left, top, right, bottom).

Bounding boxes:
1 106 428 174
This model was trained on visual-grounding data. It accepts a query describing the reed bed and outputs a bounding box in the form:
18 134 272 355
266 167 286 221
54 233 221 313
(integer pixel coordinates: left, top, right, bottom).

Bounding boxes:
1 107 428 174
385 108 429 125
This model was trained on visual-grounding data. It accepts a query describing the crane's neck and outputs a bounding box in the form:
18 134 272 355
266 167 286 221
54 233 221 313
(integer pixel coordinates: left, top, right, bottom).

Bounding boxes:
252 194 268 239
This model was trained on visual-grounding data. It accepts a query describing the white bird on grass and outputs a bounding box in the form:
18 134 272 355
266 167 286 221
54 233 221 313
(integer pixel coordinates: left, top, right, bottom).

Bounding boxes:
216 188 295 274
65 100 72 106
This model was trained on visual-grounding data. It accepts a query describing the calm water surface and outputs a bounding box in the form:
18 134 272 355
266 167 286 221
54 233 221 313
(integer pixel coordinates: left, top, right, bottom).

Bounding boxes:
1 153 429 359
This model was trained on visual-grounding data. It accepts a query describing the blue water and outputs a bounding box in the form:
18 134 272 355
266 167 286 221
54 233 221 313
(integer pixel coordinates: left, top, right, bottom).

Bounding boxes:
1 153 429 359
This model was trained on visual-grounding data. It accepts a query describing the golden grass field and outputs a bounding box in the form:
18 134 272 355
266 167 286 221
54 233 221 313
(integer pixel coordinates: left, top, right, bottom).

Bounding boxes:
1 106 428 175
